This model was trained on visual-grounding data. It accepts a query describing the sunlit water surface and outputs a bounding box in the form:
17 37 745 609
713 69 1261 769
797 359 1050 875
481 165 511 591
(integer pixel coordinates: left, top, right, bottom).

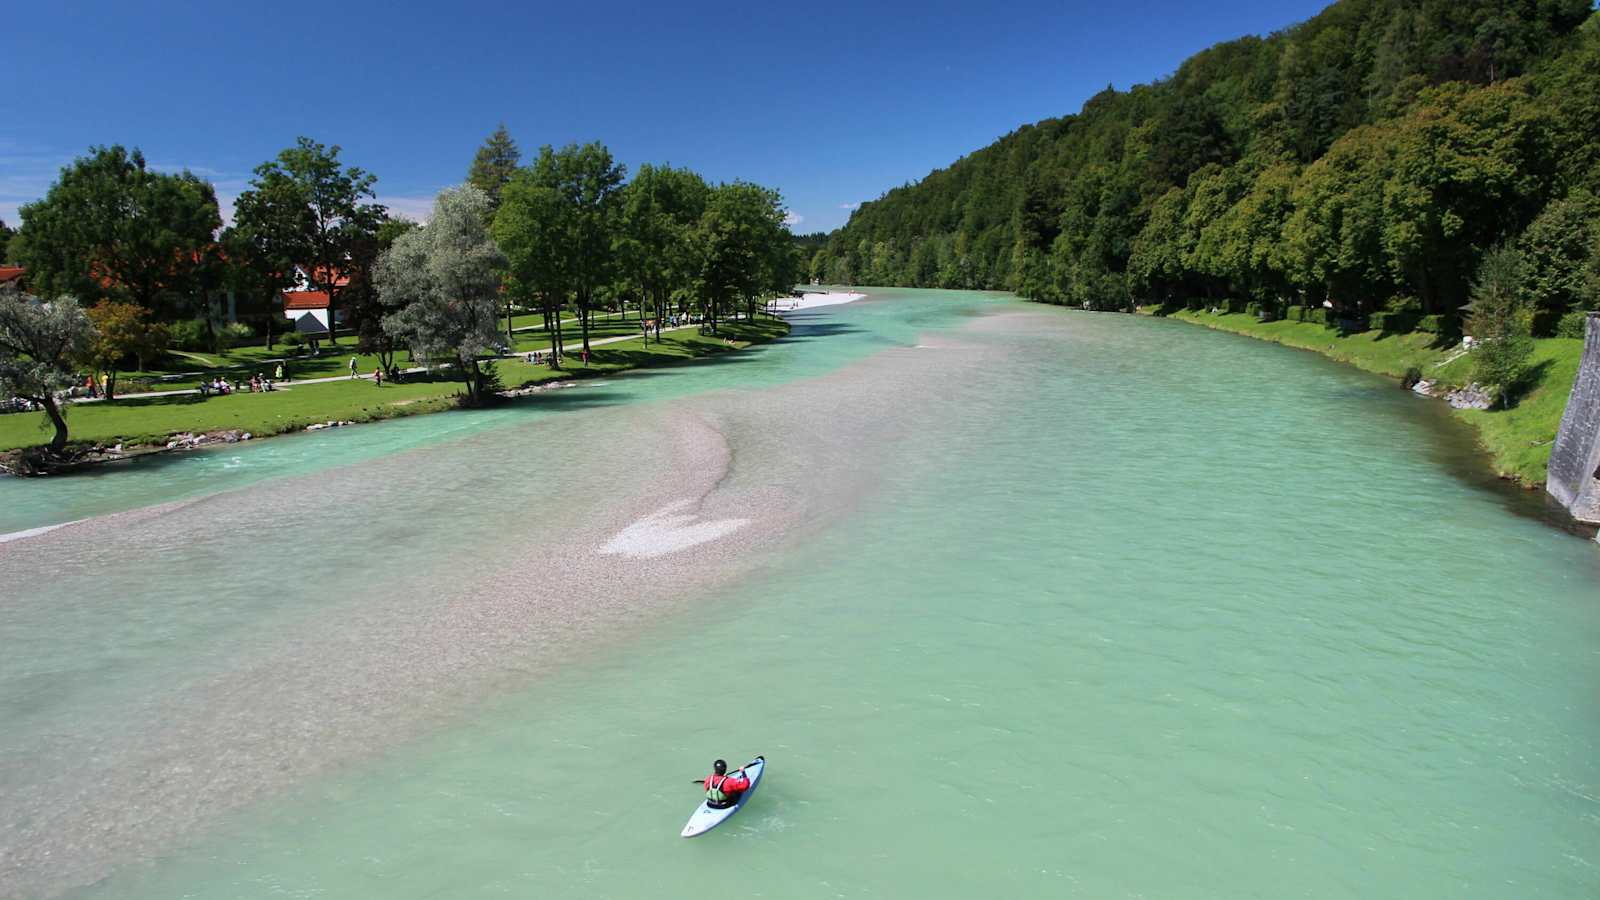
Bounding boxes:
2 290 1596 899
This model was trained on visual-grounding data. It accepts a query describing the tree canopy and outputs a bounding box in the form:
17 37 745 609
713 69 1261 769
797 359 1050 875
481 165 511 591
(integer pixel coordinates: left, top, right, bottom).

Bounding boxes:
377 186 505 405
235 137 385 345
12 146 221 316
814 0 1600 331
0 294 94 451
467 124 522 211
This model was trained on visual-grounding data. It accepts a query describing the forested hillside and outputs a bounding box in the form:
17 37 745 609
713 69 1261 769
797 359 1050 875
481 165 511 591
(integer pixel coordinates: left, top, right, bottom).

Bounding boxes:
811 0 1600 335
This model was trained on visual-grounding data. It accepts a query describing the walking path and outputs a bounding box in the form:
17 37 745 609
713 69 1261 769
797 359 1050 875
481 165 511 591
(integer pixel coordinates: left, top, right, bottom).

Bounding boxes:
77 322 710 403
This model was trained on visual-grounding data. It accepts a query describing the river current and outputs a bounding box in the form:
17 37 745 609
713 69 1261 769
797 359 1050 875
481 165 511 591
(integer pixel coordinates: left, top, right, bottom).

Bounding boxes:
1 290 1596 899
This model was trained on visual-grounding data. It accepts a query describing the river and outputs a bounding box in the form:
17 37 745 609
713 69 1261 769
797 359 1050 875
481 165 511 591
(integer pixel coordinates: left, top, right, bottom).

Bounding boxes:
2 289 1596 899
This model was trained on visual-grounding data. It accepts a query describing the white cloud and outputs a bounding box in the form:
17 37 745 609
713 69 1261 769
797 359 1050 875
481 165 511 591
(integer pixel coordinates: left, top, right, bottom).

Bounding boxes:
838 202 860 210
377 194 436 224
149 163 229 178
783 211 804 228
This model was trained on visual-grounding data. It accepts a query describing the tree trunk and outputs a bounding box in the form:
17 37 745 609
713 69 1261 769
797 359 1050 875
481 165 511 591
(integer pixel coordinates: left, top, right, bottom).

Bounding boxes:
460 354 480 405
323 273 339 342
41 395 69 452
547 295 562 369
578 289 592 355
506 296 515 347
106 371 117 402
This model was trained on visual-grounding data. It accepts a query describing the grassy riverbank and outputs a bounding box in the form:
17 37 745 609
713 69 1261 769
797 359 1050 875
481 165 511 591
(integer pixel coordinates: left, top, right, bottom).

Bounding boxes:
117 311 655 390
1151 308 1584 486
0 319 788 453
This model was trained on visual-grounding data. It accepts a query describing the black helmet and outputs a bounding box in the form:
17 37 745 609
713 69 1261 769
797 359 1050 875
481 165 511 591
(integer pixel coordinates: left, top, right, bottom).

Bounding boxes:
713 759 727 775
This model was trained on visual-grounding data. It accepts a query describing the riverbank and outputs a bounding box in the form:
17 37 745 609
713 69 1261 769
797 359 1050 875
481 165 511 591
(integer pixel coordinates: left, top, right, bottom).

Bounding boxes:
1144 307 1585 488
0 319 788 471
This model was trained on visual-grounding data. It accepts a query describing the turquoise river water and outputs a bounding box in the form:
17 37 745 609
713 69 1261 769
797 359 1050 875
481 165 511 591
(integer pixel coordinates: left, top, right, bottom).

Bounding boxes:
1 289 1597 899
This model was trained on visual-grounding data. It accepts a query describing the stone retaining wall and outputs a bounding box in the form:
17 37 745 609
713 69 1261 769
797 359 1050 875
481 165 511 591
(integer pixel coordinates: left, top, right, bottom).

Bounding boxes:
1547 312 1600 524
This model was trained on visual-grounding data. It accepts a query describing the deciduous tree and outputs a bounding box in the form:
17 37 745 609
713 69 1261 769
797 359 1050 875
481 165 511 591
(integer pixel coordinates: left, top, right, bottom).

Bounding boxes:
13 146 221 315
378 187 504 406
237 138 384 346
81 300 168 399
618 164 709 341
0 294 94 451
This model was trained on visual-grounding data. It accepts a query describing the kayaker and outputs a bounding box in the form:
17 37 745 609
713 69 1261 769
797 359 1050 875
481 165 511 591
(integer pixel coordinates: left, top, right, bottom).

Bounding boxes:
702 759 750 809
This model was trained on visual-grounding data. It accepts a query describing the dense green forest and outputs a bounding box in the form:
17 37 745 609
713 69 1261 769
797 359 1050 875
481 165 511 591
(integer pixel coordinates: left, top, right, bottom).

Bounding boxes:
810 0 1600 336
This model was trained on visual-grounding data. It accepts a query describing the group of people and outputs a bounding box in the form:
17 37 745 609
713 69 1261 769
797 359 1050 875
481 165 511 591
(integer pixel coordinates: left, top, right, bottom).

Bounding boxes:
524 348 581 366
199 372 277 396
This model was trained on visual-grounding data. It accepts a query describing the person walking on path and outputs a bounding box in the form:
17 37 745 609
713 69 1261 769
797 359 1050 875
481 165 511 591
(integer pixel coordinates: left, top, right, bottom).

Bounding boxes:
373 366 383 387
349 357 358 379
275 362 285 382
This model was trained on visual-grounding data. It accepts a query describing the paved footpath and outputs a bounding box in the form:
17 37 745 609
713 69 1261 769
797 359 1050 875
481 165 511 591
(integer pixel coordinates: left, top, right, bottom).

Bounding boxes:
77 322 710 403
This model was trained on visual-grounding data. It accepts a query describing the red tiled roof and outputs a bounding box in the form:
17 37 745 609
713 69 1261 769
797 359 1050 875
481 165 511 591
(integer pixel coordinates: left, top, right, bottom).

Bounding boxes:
282 290 330 310
0 266 25 284
299 265 351 288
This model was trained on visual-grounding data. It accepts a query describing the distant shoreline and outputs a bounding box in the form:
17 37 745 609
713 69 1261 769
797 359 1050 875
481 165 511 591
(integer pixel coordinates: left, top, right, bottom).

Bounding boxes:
769 290 866 312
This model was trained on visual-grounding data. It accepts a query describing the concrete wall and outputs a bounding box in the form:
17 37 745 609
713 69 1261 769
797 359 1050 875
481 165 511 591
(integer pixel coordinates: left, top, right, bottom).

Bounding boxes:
1547 312 1600 524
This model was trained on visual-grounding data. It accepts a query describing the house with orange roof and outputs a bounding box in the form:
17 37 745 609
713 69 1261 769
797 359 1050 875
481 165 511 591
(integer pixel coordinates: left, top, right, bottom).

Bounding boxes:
280 264 351 334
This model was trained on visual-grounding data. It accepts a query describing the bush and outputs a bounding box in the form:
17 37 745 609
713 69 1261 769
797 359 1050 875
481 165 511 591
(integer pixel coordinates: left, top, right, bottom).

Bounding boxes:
170 318 209 351
1402 365 1424 389
1467 246 1535 406
1556 309 1594 339
220 321 254 348
1306 308 1327 325
280 332 305 351
1370 311 1419 334
1384 294 1422 314
1415 314 1450 335
1244 301 1263 318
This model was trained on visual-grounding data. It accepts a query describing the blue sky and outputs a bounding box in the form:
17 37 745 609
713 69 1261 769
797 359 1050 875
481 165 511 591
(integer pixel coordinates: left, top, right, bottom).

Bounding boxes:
3 0 1331 233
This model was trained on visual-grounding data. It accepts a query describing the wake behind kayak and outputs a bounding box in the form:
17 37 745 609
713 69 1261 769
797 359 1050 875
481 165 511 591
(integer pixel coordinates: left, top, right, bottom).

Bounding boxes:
681 756 765 838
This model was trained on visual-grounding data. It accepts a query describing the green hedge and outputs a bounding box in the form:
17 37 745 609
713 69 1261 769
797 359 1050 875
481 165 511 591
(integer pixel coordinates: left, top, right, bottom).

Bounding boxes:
1284 305 1328 325
1416 314 1446 335
1557 310 1594 339
1369 311 1419 334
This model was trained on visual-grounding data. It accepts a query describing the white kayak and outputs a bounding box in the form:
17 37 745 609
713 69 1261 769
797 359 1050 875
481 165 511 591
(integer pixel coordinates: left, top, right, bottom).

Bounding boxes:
681 756 765 838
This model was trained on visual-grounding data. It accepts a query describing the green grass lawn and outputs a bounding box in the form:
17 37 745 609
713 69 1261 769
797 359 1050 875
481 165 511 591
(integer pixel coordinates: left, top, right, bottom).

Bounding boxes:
0 318 788 452
119 310 664 388
1153 308 1585 485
